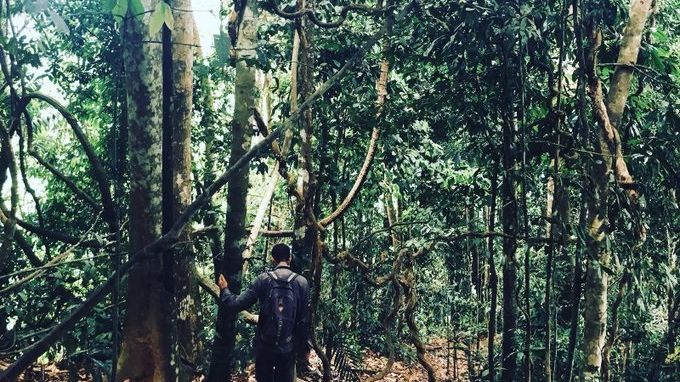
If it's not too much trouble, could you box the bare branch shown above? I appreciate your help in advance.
[27,149,100,209]
[1,205,108,248]
[17,121,45,242]
[13,94,117,230]
[319,125,380,226]
[252,108,292,184]
[0,254,110,282]
[0,213,102,295]
[0,123,19,259]
[0,208,42,267]
[260,229,294,237]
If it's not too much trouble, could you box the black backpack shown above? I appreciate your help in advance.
[260,270,299,353]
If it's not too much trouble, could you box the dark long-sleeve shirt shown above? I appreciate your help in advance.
[220,265,310,354]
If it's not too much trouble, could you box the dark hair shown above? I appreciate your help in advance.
[271,243,291,262]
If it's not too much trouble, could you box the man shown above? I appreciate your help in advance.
[218,243,311,382]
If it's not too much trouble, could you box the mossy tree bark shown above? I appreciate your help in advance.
[169,0,201,378]
[117,1,172,380]
[206,0,258,379]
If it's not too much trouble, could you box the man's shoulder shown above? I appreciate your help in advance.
[256,268,307,287]
[294,273,309,288]
[251,272,272,289]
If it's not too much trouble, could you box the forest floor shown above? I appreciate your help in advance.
[233,338,470,382]
[1,338,473,381]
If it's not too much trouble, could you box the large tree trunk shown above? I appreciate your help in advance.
[117,1,172,380]
[206,0,258,380]
[169,0,200,379]
[581,1,652,381]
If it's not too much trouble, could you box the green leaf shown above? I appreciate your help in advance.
[48,9,70,35]
[26,0,49,13]
[111,0,128,21]
[652,29,668,43]
[163,1,174,31]
[129,0,144,18]
[649,48,665,71]
[101,0,116,12]
[149,1,165,35]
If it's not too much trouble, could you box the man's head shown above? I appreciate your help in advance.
[271,243,292,264]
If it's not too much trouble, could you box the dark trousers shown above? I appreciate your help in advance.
[255,349,296,382]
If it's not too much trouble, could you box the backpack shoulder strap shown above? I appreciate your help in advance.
[267,271,278,281]
[286,273,298,283]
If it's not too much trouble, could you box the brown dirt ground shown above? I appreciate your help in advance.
[230,338,470,382]
[2,338,474,381]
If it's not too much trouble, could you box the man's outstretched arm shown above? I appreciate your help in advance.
[218,274,259,311]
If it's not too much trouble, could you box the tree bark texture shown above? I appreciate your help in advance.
[582,1,652,381]
[117,1,172,380]
[207,0,258,380]
[605,0,653,131]
[169,0,201,378]
[291,7,317,275]
[487,166,499,382]
[601,272,630,382]
[499,37,518,382]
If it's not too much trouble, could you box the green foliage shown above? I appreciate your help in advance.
[110,0,128,21]
[128,0,144,18]
[149,1,173,35]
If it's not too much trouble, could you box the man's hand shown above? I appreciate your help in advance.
[217,274,229,290]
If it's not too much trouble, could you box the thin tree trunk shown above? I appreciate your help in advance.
[667,226,678,362]
[291,2,317,274]
[499,36,518,382]
[241,37,298,269]
[518,31,532,382]
[605,0,653,131]
[602,272,630,382]
[565,2,586,380]
[488,165,499,382]
[362,7,397,376]
[117,2,172,380]
[207,1,258,379]
[466,204,481,375]
[564,193,585,382]
[169,0,200,378]
[241,163,280,270]
[581,2,652,380]
[544,2,567,375]
[403,254,438,382]
[544,170,555,382]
